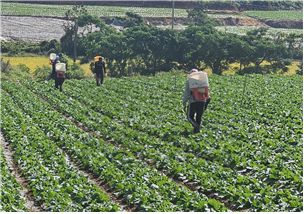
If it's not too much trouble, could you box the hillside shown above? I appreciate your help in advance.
[5,0,303,10]
[1,15,302,43]
[0,1,303,42]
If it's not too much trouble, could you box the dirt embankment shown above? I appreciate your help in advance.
[134,10,303,29]
[259,18,303,29]
[219,17,303,29]
[207,10,303,29]
[144,16,302,29]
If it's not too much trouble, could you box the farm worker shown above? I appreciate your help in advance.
[51,53,65,92]
[50,53,62,79]
[93,56,106,86]
[183,69,210,134]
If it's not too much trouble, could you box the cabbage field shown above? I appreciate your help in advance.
[0,74,303,212]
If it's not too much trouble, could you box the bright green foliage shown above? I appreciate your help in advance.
[243,10,303,20]
[1,73,303,212]
[0,151,28,212]
[1,89,122,212]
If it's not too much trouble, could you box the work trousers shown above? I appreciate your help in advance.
[55,78,65,92]
[187,99,210,133]
[187,102,205,128]
[96,72,104,85]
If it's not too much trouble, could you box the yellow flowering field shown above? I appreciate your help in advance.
[220,61,300,75]
[2,56,93,77]
[2,56,300,77]
[79,63,93,77]
[2,56,50,75]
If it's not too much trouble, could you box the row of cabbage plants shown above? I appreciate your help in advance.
[1,81,227,212]
[1,90,122,212]
[20,79,251,211]
[16,73,303,212]
[0,151,28,212]
[65,76,302,212]
[62,76,302,189]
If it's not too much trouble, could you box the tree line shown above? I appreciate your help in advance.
[61,5,302,76]
[1,4,303,76]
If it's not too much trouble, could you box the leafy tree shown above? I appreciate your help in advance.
[245,27,269,40]
[145,28,177,75]
[177,29,234,75]
[272,32,303,60]
[101,33,132,76]
[187,8,221,27]
[248,40,287,74]
[73,11,116,63]
[176,25,217,70]
[284,33,303,60]
[39,39,61,54]
[61,4,112,61]
[82,21,116,61]
[241,28,288,74]
[82,31,104,59]
[227,35,253,73]
[159,30,182,71]
[125,11,146,27]
[124,26,162,76]
[60,26,74,56]
[61,4,88,61]
[197,32,233,75]
[179,30,206,70]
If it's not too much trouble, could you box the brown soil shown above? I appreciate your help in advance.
[220,17,269,27]
[259,18,303,29]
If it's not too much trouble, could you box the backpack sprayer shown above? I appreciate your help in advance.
[50,53,66,78]
[46,53,66,83]
[188,71,210,102]
[49,53,56,65]
[55,63,66,78]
